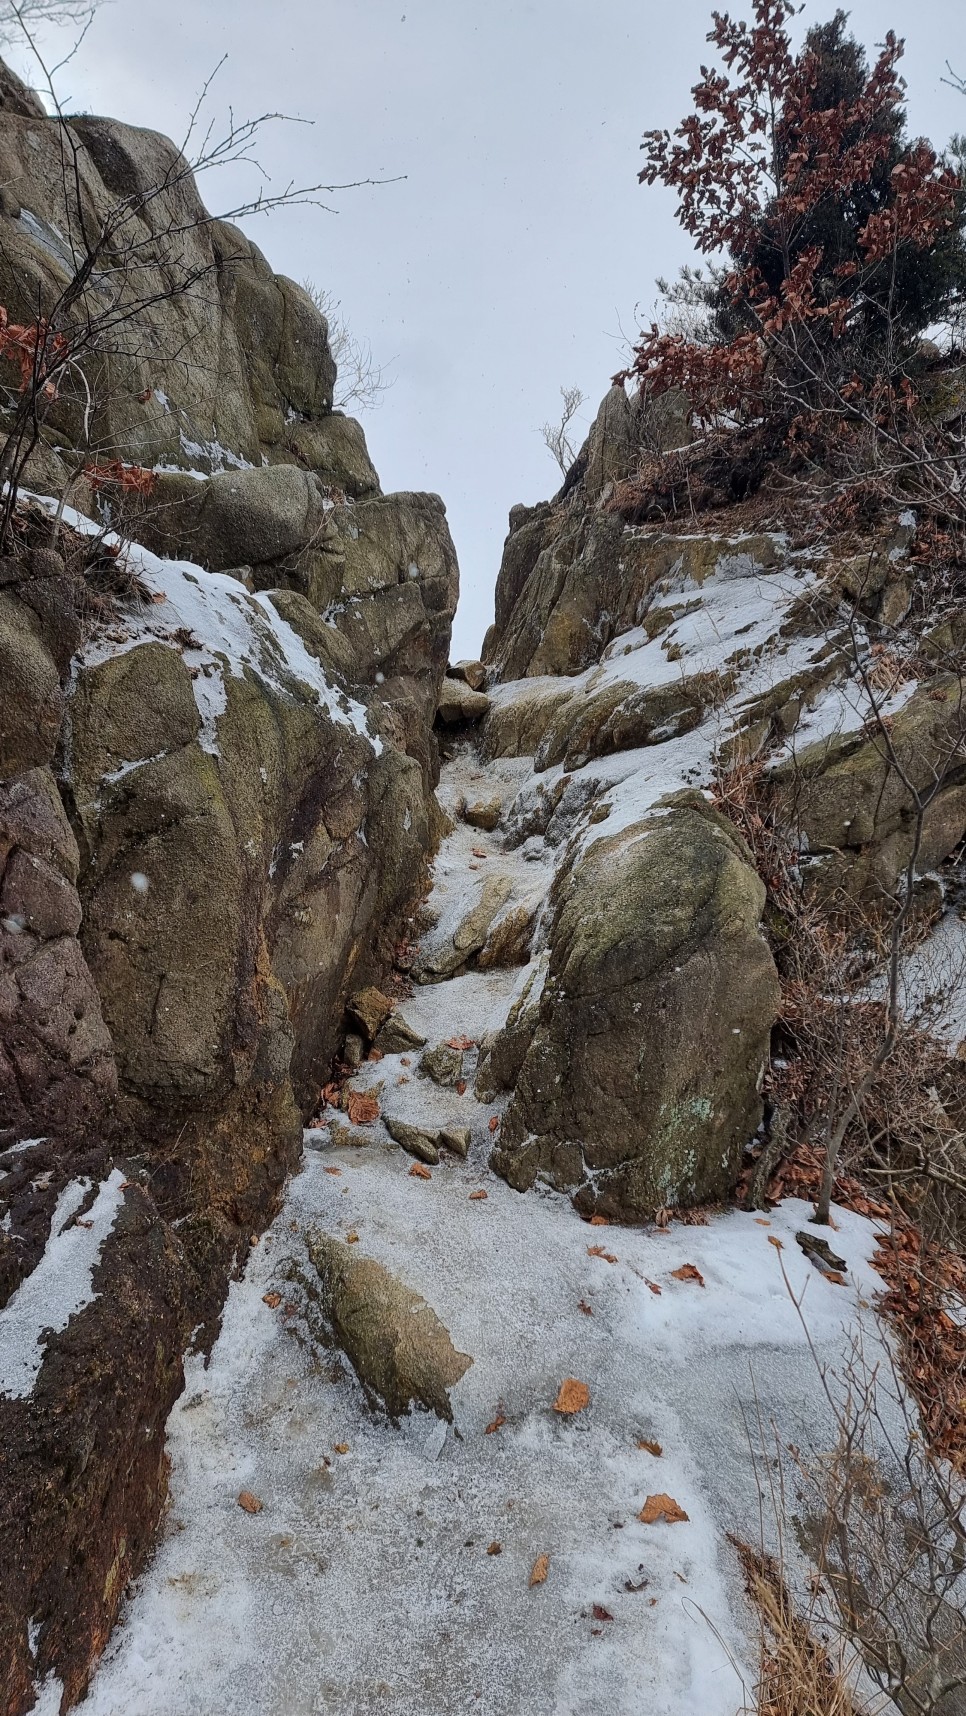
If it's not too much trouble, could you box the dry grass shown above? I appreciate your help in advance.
[733,1539,874,1716]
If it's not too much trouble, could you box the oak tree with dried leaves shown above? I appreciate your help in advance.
[619,3,966,436]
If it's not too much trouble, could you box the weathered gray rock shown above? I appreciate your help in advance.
[458,794,502,831]
[0,769,116,1147]
[346,987,395,1043]
[770,675,966,895]
[415,873,514,981]
[306,1232,472,1422]
[418,1043,464,1087]
[384,1116,440,1164]
[449,659,486,690]
[438,1126,471,1159]
[374,1013,427,1054]
[0,66,460,1714]
[342,1033,365,1070]
[437,680,490,724]
[490,800,779,1219]
[0,593,64,776]
[483,515,782,682]
[129,465,330,571]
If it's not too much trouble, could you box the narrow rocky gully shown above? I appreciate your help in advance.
[5,43,966,1716]
[79,721,884,1716]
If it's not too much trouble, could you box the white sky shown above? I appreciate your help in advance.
[11,0,966,655]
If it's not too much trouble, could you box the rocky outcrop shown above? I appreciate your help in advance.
[479,385,965,1226]
[770,675,966,897]
[0,66,459,1715]
[489,799,779,1218]
[482,510,782,682]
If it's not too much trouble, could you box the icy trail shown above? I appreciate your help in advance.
[81,737,889,1716]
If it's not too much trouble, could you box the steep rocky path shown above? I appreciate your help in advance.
[76,735,888,1716]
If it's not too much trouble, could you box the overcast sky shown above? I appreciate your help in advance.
[12,0,966,655]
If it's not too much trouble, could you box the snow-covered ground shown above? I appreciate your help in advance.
[83,1142,884,1716]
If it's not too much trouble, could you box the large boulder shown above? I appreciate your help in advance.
[490,799,780,1219]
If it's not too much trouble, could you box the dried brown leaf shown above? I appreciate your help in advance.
[553,1378,590,1415]
[638,1493,689,1525]
[345,1089,380,1126]
[670,1263,705,1287]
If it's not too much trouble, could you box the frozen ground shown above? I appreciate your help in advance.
[82,1147,884,1716]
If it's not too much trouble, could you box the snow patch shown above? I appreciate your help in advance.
[0,1170,126,1399]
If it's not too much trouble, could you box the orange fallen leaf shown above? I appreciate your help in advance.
[447,1035,475,1051]
[333,1443,350,1455]
[346,1230,360,1244]
[637,1439,663,1457]
[639,1493,689,1525]
[592,1603,614,1622]
[368,1048,384,1062]
[589,1214,609,1226]
[646,1279,662,1295]
[345,1089,380,1126]
[469,1189,488,1201]
[670,1264,705,1287]
[456,1079,468,1096]
[767,1235,784,1251]
[262,1291,282,1309]
[397,1075,410,1085]
[553,1378,590,1415]
[409,1162,432,1180]
[488,1116,500,1133]
[486,1541,502,1556]
[577,1299,593,1316]
[324,1166,342,1176]
[754,1218,770,1227]
[472,848,488,859]
[587,1244,618,1264]
[529,1553,550,1586]
[485,1406,506,1434]
[825,1269,847,1286]
[237,1490,263,1514]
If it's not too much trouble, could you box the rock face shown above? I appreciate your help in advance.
[0,62,458,1716]
[490,800,779,1218]
[479,385,965,1226]
[770,675,966,897]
